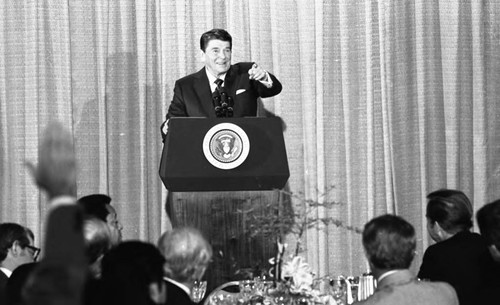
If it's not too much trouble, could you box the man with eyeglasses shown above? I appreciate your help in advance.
[0,222,39,303]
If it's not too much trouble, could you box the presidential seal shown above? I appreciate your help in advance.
[203,123,250,170]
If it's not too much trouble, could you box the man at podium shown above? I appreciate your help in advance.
[160,28,282,139]
[160,28,285,293]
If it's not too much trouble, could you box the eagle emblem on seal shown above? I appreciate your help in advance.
[211,131,241,162]
[203,122,250,170]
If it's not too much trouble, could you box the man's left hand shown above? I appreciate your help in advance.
[26,121,77,199]
[248,63,269,82]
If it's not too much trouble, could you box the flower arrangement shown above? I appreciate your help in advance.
[227,187,362,304]
[266,242,335,305]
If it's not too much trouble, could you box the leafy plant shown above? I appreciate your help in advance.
[238,186,362,256]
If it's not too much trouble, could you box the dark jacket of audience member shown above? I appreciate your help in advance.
[0,223,37,304]
[100,241,166,305]
[5,262,37,305]
[476,199,500,304]
[418,189,497,305]
[23,205,87,305]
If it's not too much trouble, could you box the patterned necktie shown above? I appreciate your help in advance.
[214,78,223,92]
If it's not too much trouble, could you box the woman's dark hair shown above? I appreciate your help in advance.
[200,28,232,51]
[426,189,473,233]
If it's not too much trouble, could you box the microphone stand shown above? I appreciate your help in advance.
[212,84,234,118]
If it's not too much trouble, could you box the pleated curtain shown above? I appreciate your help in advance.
[1,0,500,278]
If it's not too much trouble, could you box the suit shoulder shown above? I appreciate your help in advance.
[175,68,205,84]
[233,62,254,71]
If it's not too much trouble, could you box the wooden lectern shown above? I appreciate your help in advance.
[159,117,290,291]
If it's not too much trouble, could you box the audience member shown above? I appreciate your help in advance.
[476,199,500,263]
[157,227,212,305]
[5,262,37,305]
[100,241,166,305]
[77,194,123,246]
[476,199,500,304]
[82,217,112,279]
[418,189,496,305]
[24,121,86,305]
[355,214,458,305]
[0,223,38,303]
[81,217,112,305]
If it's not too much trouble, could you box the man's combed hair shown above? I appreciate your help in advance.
[362,214,416,270]
[0,223,32,262]
[200,28,232,51]
[426,189,473,233]
[477,199,500,250]
[77,194,112,222]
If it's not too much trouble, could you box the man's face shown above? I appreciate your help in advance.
[202,39,231,78]
[105,205,123,245]
[15,236,37,268]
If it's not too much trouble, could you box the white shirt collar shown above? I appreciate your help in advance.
[377,269,401,282]
[0,267,12,278]
[205,68,227,93]
[164,276,191,296]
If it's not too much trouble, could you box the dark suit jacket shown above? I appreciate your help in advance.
[164,279,196,305]
[418,231,497,305]
[0,270,8,305]
[162,62,282,138]
[6,262,38,305]
[355,270,458,305]
[25,204,86,305]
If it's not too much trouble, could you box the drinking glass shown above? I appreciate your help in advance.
[253,275,273,296]
[191,280,208,303]
[238,279,255,302]
[211,293,236,305]
[357,274,376,301]
[330,276,347,305]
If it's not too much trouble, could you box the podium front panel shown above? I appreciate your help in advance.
[159,117,289,191]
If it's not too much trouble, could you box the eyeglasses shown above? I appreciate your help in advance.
[24,245,41,261]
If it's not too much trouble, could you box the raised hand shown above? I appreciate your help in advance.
[26,121,77,199]
[248,63,269,82]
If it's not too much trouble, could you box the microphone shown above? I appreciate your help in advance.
[219,88,234,117]
[212,90,222,117]
[227,95,234,117]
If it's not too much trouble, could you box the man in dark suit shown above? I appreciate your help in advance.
[355,214,458,305]
[161,28,282,138]
[0,223,38,304]
[418,189,497,305]
[476,199,500,304]
[157,227,212,305]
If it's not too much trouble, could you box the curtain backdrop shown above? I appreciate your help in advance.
[1,0,500,278]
